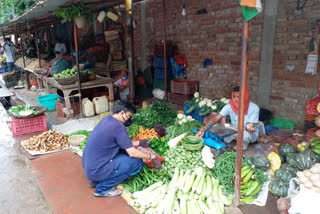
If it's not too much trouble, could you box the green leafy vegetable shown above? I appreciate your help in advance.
[126,123,139,140]
[133,101,176,129]
[166,120,204,140]
[8,105,40,116]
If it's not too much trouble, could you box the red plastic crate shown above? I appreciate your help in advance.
[171,93,193,105]
[171,79,199,95]
[306,97,320,115]
[11,115,47,137]
[56,101,80,118]
[306,127,319,142]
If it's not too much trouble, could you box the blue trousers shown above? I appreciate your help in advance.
[95,153,144,193]
[7,62,14,72]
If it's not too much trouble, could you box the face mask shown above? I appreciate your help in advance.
[122,113,133,127]
[123,117,133,127]
[122,76,128,80]
[7,42,11,45]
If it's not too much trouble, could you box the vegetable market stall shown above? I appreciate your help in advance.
[65,101,276,214]
[44,75,115,117]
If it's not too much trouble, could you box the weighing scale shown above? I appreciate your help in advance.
[193,123,237,153]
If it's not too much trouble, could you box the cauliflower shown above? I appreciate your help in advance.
[199,101,206,107]
[211,105,217,110]
[203,98,208,102]
[194,92,200,98]
[223,99,230,104]
[220,97,227,102]
[207,99,212,103]
[196,98,200,102]
[207,102,213,107]
[181,118,187,123]
[178,120,183,125]
[187,116,193,120]
[177,114,184,120]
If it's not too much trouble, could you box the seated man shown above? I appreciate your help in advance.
[196,86,261,150]
[113,70,129,101]
[82,101,161,197]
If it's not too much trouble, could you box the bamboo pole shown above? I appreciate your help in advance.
[234,19,249,207]
[73,20,83,118]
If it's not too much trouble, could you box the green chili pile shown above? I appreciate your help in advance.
[122,165,171,193]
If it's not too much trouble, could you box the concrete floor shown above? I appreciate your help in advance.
[0,102,52,214]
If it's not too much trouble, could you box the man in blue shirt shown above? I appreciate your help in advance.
[82,101,161,197]
[196,86,261,150]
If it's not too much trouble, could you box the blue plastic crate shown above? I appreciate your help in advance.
[184,104,204,122]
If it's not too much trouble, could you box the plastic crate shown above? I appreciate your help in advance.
[171,79,199,95]
[306,97,320,115]
[11,115,47,137]
[171,93,193,106]
[184,105,204,122]
[56,101,80,118]
[306,127,319,142]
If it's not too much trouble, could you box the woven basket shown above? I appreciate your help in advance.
[8,106,48,119]
[54,72,88,85]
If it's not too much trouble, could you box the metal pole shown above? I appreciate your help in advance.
[73,20,83,118]
[127,9,135,103]
[34,25,41,68]
[234,19,249,207]
[162,0,167,98]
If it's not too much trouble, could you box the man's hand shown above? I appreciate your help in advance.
[151,156,162,170]
[196,128,205,138]
[132,140,139,147]
[139,139,150,148]
[246,123,255,133]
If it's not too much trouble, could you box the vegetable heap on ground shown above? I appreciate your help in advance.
[269,142,320,197]
[184,92,229,117]
[166,114,204,140]
[137,127,159,139]
[160,145,205,176]
[133,101,177,129]
[67,130,92,150]
[122,165,172,193]
[9,104,40,117]
[212,151,269,196]
[24,131,69,152]
[150,138,169,156]
[239,165,265,203]
[130,167,233,214]
[127,123,140,140]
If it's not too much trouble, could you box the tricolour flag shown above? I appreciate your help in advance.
[239,0,262,21]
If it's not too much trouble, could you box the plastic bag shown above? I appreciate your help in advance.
[138,147,164,169]
[288,178,320,214]
[270,117,295,130]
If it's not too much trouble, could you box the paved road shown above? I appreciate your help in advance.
[0,103,51,214]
